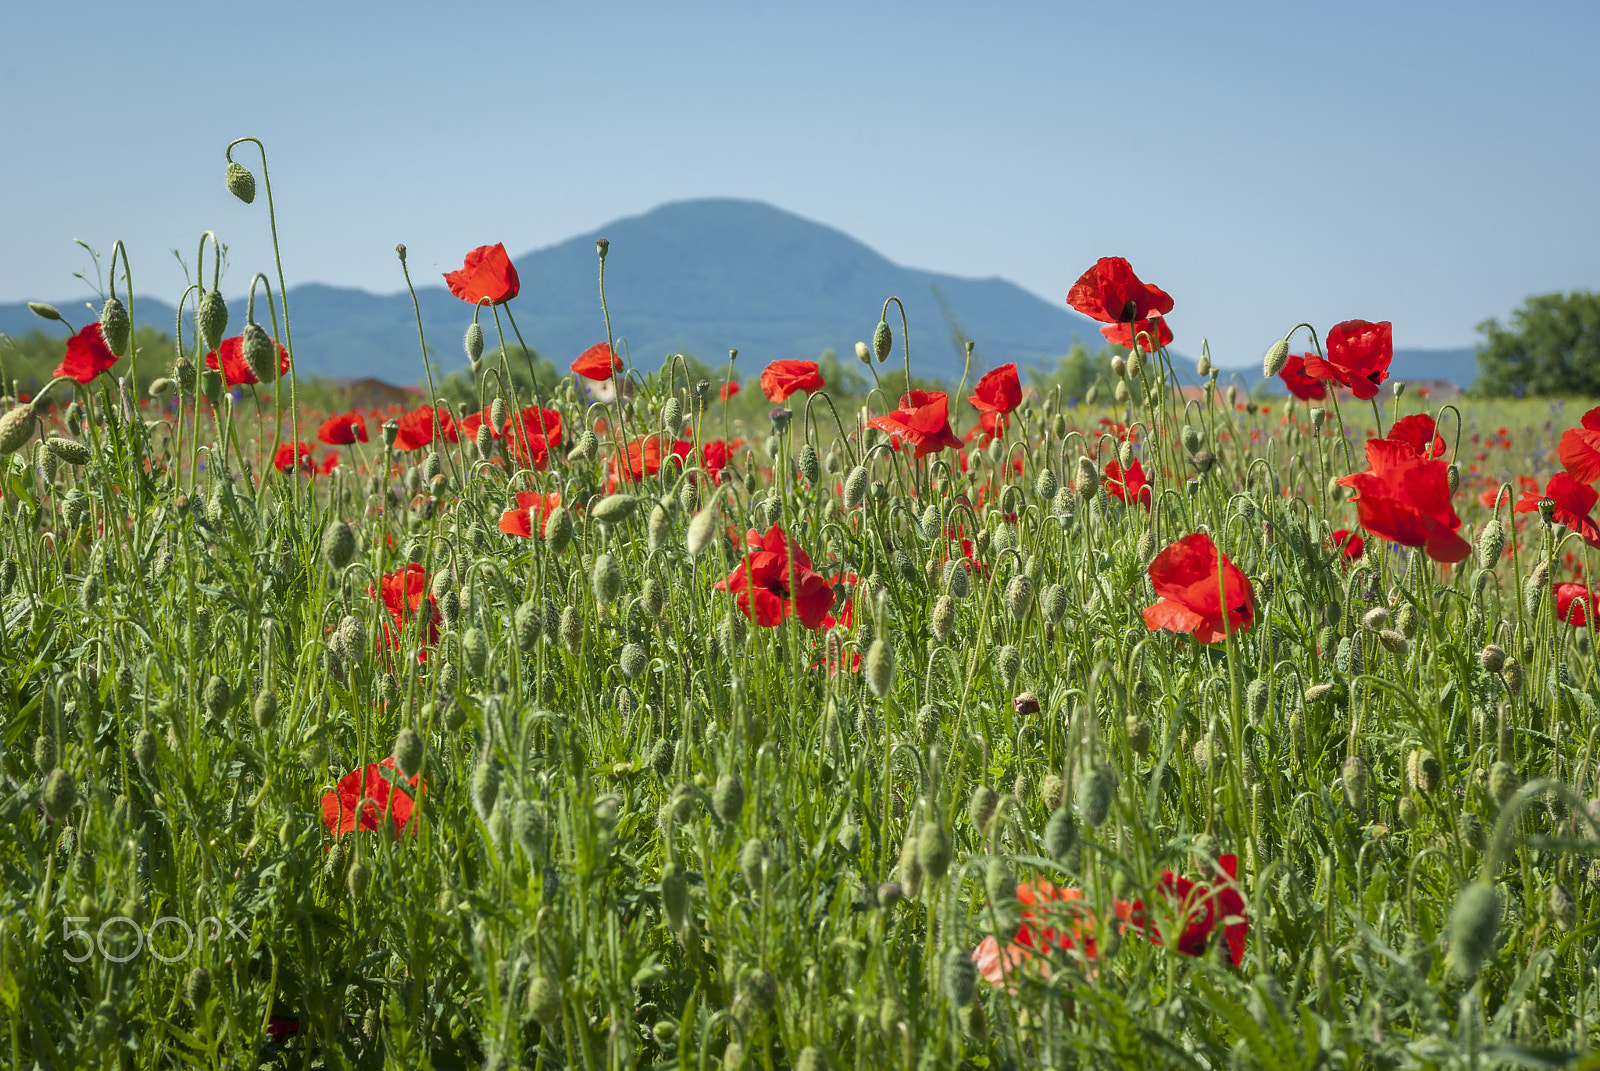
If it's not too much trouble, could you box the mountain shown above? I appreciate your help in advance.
[1389,348,1479,389]
[0,199,1154,388]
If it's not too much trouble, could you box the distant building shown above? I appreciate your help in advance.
[325,377,426,410]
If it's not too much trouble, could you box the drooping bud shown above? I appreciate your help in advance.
[1449,881,1501,980]
[661,859,689,933]
[225,161,257,203]
[198,289,229,351]
[28,301,62,321]
[322,521,356,569]
[740,837,769,890]
[865,638,895,698]
[931,595,956,641]
[240,321,279,384]
[99,296,131,357]
[943,946,977,1006]
[1262,337,1291,378]
[1341,756,1370,811]
[1077,764,1113,827]
[713,773,745,824]
[1407,749,1441,794]
[464,321,484,362]
[968,785,999,834]
[347,860,370,899]
[185,966,212,1008]
[471,759,500,821]
[855,341,872,365]
[916,820,951,880]
[592,494,638,526]
[1476,517,1505,569]
[843,465,869,509]
[43,767,76,820]
[1488,760,1520,805]
[543,506,574,553]
[0,404,38,455]
[1045,807,1078,860]
[797,443,821,485]
[253,690,278,728]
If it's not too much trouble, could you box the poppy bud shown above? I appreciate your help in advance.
[196,288,229,351]
[931,595,956,641]
[969,784,998,834]
[943,946,977,1007]
[1403,748,1440,794]
[43,767,76,820]
[855,340,872,365]
[183,965,212,1008]
[916,821,951,881]
[225,160,256,203]
[252,690,278,729]
[1549,883,1576,931]
[528,976,563,1027]
[28,301,62,321]
[32,733,59,777]
[1262,337,1290,378]
[560,606,583,651]
[995,644,1021,691]
[462,321,485,363]
[241,321,279,384]
[865,638,895,698]
[618,642,647,680]
[471,760,500,821]
[1449,881,1501,979]
[1045,806,1078,860]
[740,837,768,890]
[1341,756,1370,811]
[1077,764,1113,827]
[1488,760,1519,805]
[197,368,224,405]
[203,675,232,718]
[459,627,488,677]
[914,703,941,745]
[1004,575,1033,621]
[132,728,157,772]
[843,465,868,509]
[660,859,689,934]
[877,880,905,907]
[592,494,638,526]
[1459,811,1487,851]
[0,404,38,456]
[568,428,597,462]
[97,296,131,358]
[592,553,623,604]
[659,396,683,436]
[319,521,356,571]
[713,773,745,824]
[648,736,675,779]
[1443,462,1460,494]
[43,434,90,468]
[796,442,821,486]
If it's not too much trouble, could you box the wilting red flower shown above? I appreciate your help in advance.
[1278,353,1327,402]
[1301,320,1392,401]
[1143,532,1254,644]
[317,411,369,446]
[273,440,313,474]
[1102,314,1173,353]
[1555,583,1600,628]
[393,406,458,452]
[716,524,834,630]
[368,563,441,651]
[1329,528,1365,561]
[1558,406,1600,484]
[1335,439,1470,563]
[1386,413,1446,458]
[320,756,426,839]
[720,380,740,401]
[1103,458,1152,509]
[1127,855,1249,967]
[759,360,824,402]
[868,390,963,458]
[1066,257,1174,328]
[443,242,520,306]
[572,342,623,381]
[1516,472,1600,547]
[54,323,118,384]
[205,335,290,387]
[968,364,1022,415]
[499,490,562,538]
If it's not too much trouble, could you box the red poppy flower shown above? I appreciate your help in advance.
[1330,528,1365,561]
[443,242,520,306]
[1558,406,1600,485]
[759,360,824,403]
[273,440,313,474]
[1555,583,1600,627]
[205,335,290,387]
[968,364,1022,415]
[498,490,562,538]
[572,342,623,381]
[1143,532,1255,644]
[319,756,426,839]
[1130,855,1248,966]
[368,563,441,651]
[964,409,1008,447]
[54,323,118,384]
[1301,320,1392,401]
[868,390,963,459]
[973,881,1114,986]
[317,411,369,446]
[1065,257,1174,326]
[700,438,740,484]
[1386,413,1446,458]
[1516,472,1600,547]
[720,380,740,401]
[1102,314,1173,353]
[1335,439,1471,563]
[606,435,664,492]
[716,524,834,630]
[316,454,339,475]
[501,406,562,469]
[393,406,458,452]
[458,408,495,440]
[1278,353,1328,402]
[1103,457,1152,509]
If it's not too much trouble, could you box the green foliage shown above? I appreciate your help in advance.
[435,345,561,409]
[1026,339,1116,403]
[1473,290,1600,396]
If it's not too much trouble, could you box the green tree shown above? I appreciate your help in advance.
[1473,290,1600,397]
[1026,340,1116,404]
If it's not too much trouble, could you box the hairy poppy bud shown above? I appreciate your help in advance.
[1447,463,1461,495]
[1488,760,1519,805]
[855,340,872,365]
[29,301,63,321]
[528,976,563,1027]
[931,595,956,641]
[1045,807,1078,860]
[683,506,716,558]
[513,602,540,652]
[916,820,951,880]
[560,606,583,651]
[593,494,637,526]
[661,859,689,933]
[471,760,500,821]
[943,946,977,1006]
[619,642,647,679]
[969,784,999,834]
[869,320,893,363]
[185,965,212,1008]
[0,404,38,456]
[1309,407,1326,429]
[46,436,91,466]
[1004,575,1033,620]
[865,638,894,698]
[1078,764,1113,827]
[915,703,940,744]
[713,773,745,824]
[462,627,489,677]
[740,837,768,890]
[133,728,157,771]
[660,396,683,436]
[1396,796,1418,829]
[225,161,256,203]
[985,857,1016,912]
[843,465,868,509]
[1262,337,1290,378]
[34,733,57,774]
[1406,748,1440,793]
[198,288,229,351]
[1550,883,1576,931]
[797,442,821,485]
[1475,518,1505,569]
[1449,881,1501,979]
[203,675,232,717]
[592,553,623,604]
[43,767,76,819]
[98,296,131,357]
[253,690,278,728]
[995,644,1021,691]
[1341,756,1370,811]
[345,860,371,900]
[322,521,356,569]
[463,321,484,362]
[568,428,597,463]
[649,736,675,778]
[241,321,279,384]
[1480,644,1506,674]
[539,506,572,554]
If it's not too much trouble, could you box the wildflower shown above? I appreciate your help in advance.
[968,364,1022,415]
[1277,354,1327,401]
[1126,855,1249,966]
[1329,528,1365,561]
[1554,583,1600,627]
[1385,413,1447,457]
[1104,314,1173,352]
[720,380,740,401]
[1301,320,1392,400]
[964,409,1008,446]
[204,334,290,387]
[498,491,563,538]
[759,359,824,402]
[1515,472,1600,547]
[317,411,369,446]
[1143,533,1254,643]
[572,341,623,381]
[368,563,441,651]
[716,524,834,630]
[868,390,963,458]
[1065,257,1175,352]
[1558,406,1600,483]
[443,242,520,306]
[1335,439,1471,563]
[973,880,1133,985]
[606,435,665,492]
[503,406,563,469]
[319,756,426,838]
[53,323,118,384]
[273,441,313,474]
[1102,457,1152,509]
[393,405,458,452]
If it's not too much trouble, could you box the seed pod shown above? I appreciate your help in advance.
[1341,756,1370,811]
[661,859,689,933]
[1449,881,1501,979]
[226,160,257,203]
[916,821,952,881]
[843,465,868,509]
[740,837,769,890]
[1078,764,1113,827]
[543,506,574,553]
[471,760,500,821]
[1262,337,1290,377]
[1045,807,1078,860]
[322,521,356,569]
[866,638,895,698]
[943,946,977,1006]
[528,976,563,1027]
[592,553,623,604]
[253,690,278,729]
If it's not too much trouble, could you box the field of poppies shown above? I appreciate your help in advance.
[6,145,1600,1070]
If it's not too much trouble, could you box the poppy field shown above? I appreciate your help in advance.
[7,146,1600,1070]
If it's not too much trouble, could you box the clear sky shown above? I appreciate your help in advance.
[3,0,1595,367]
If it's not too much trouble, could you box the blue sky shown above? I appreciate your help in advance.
[2,0,1595,367]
